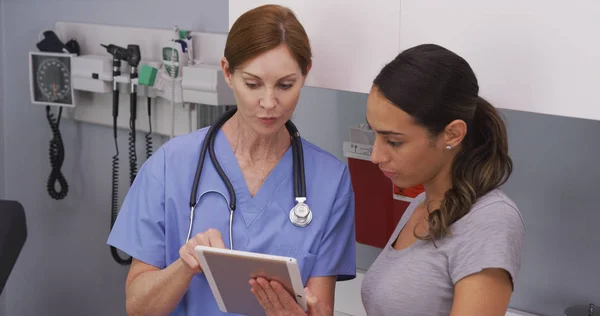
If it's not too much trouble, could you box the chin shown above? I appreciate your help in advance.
[392,177,419,189]
[253,119,284,135]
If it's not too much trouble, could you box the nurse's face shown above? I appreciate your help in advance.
[366,87,449,189]
[221,44,307,137]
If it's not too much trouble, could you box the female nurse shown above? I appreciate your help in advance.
[107,4,356,316]
[261,44,525,316]
[360,44,526,315]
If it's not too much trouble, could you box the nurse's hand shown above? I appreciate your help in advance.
[179,228,226,274]
[250,277,326,316]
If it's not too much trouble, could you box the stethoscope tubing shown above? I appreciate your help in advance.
[186,108,308,249]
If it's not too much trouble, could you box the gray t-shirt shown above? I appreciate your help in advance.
[360,189,525,316]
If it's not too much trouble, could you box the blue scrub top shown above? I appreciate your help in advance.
[107,126,357,315]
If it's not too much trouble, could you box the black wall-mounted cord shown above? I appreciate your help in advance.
[45,105,68,200]
[128,116,138,186]
[110,86,132,266]
[111,117,132,266]
[145,97,153,159]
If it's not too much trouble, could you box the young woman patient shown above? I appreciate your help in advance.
[253,43,525,316]
[359,43,526,316]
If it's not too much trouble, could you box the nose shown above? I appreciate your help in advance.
[260,89,277,110]
[370,138,387,165]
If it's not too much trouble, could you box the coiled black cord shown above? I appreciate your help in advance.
[110,88,132,266]
[111,116,132,265]
[111,130,119,224]
[45,105,68,200]
[128,117,137,186]
[145,97,153,159]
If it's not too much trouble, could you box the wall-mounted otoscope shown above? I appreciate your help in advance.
[101,42,133,266]
[125,44,141,186]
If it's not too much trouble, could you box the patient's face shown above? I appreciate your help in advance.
[366,86,448,189]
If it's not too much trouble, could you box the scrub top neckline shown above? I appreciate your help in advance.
[213,128,294,227]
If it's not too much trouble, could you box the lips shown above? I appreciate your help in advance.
[257,117,278,125]
[381,170,398,180]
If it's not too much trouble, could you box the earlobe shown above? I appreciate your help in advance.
[444,119,468,148]
[221,57,233,88]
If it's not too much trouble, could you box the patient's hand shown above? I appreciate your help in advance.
[250,277,327,316]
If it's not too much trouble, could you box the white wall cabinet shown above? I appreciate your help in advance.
[228,0,401,95]
[230,0,600,121]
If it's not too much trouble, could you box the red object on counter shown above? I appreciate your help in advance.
[347,158,411,249]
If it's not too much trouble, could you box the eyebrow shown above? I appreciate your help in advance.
[365,117,405,136]
[242,71,297,80]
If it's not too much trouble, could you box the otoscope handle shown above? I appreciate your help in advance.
[130,92,137,121]
[113,89,119,118]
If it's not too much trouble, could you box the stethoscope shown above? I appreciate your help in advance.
[185,108,312,250]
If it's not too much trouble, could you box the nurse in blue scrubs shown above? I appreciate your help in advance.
[106,4,356,316]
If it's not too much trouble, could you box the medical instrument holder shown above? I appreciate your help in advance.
[125,44,141,186]
[30,34,79,201]
[102,42,133,266]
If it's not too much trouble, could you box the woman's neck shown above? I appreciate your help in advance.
[422,164,453,211]
[222,113,290,165]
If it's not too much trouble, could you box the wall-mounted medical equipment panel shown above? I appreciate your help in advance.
[29,22,236,266]
[230,0,600,122]
[46,21,235,137]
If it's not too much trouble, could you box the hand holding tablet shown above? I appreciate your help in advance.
[194,245,309,316]
[250,277,327,316]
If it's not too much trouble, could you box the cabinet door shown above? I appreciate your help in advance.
[399,1,600,121]
[229,0,401,94]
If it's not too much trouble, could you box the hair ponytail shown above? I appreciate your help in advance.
[423,96,513,241]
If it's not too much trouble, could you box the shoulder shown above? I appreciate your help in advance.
[301,138,348,174]
[465,189,525,230]
[159,127,209,158]
[447,189,525,285]
[449,189,525,247]
[137,128,210,181]
[301,138,352,189]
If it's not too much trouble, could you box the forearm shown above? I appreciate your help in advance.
[126,259,196,316]
[306,276,336,316]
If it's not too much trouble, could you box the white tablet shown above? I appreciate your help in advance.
[194,245,308,316]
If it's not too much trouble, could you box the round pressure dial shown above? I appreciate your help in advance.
[36,58,71,102]
[30,52,74,106]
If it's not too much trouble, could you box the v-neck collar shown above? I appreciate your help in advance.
[213,128,293,227]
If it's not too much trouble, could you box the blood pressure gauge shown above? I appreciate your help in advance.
[29,52,76,107]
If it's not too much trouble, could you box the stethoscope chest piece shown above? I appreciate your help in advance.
[290,197,312,227]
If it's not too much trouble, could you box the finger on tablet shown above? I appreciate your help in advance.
[206,229,226,248]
